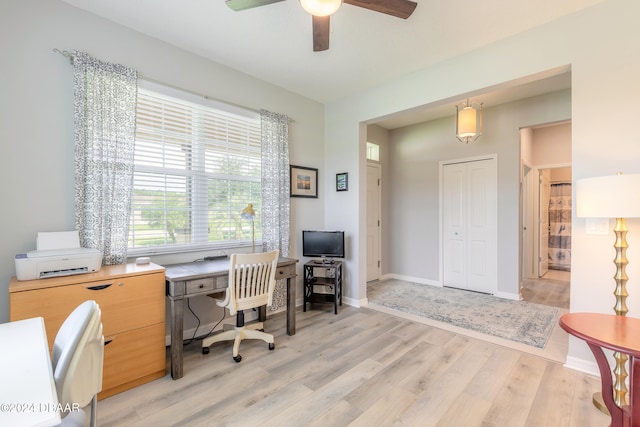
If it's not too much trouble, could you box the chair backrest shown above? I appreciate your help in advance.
[227,250,279,315]
[52,300,104,412]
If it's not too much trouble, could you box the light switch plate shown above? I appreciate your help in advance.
[586,218,609,235]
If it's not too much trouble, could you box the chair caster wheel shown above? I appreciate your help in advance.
[202,347,209,355]
[269,343,275,350]
[233,355,242,363]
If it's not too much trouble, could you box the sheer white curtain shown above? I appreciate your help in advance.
[73,51,137,265]
[260,109,290,311]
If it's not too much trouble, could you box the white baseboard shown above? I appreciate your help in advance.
[564,355,600,377]
[381,273,441,287]
[493,291,519,301]
[343,296,362,308]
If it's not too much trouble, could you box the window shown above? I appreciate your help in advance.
[128,81,261,254]
[366,142,380,161]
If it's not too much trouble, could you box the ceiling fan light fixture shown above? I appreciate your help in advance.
[300,0,342,16]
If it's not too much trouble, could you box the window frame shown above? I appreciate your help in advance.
[127,80,262,257]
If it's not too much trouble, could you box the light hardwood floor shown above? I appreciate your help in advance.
[97,303,608,427]
[522,269,570,310]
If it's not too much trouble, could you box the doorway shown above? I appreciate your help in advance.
[366,162,381,282]
[520,122,571,309]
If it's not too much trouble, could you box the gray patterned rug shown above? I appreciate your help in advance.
[367,279,559,349]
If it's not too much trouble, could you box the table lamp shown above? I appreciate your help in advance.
[576,172,640,410]
[241,203,256,252]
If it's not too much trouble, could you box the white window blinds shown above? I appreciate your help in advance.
[128,81,261,253]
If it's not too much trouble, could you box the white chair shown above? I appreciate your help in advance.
[52,300,104,427]
[202,250,279,362]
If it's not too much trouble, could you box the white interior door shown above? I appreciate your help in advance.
[522,164,535,282]
[366,163,381,282]
[443,158,497,294]
[538,170,550,277]
[443,163,467,289]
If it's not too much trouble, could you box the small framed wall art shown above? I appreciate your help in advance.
[290,165,318,198]
[336,172,348,191]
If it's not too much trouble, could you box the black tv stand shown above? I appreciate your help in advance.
[303,260,342,314]
[314,258,335,265]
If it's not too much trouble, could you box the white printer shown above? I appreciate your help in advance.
[14,231,103,281]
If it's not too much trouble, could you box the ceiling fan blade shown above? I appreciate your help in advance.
[312,15,330,52]
[343,0,417,19]
[225,0,285,12]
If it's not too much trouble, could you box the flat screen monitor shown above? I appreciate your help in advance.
[302,230,345,260]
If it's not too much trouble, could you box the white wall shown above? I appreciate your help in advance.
[324,0,640,367]
[0,0,325,325]
[532,122,572,166]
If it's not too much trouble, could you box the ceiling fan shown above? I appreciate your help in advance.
[225,0,418,52]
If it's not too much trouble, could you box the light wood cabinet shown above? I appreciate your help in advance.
[9,263,166,399]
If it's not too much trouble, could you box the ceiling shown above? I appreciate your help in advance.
[61,0,598,126]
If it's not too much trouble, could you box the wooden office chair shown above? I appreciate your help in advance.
[52,300,104,427]
[202,250,279,362]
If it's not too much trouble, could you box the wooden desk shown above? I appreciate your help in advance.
[560,313,640,427]
[0,317,61,427]
[165,256,298,379]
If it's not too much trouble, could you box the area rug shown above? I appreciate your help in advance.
[367,279,559,349]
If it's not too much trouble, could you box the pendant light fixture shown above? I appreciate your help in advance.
[456,99,483,143]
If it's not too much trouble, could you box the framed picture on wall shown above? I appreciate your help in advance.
[336,172,348,191]
[290,165,318,198]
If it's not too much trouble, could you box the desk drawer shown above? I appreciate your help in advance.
[184,275,228,295]
[185,277,215,294]
[275,264,296,280]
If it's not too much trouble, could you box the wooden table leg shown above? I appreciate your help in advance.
[587,342,624,426]
[630,355,640,427]
[170,297,184,380]
[287,277,296,335]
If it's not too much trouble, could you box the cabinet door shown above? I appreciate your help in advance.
[101,322,166,399]
[10,272,165,349]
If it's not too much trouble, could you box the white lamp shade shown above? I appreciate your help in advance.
[576,173,640,218]
[300,0,342,16]
[457,107,477,138]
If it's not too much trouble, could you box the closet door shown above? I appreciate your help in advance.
[443,158,497,294]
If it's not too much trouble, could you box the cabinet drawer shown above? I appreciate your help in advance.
[275,264,296,280]
[10,271,165,349]
[100,322,166,399]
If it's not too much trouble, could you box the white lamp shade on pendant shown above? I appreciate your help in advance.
[457,107,477,138]
[576,173,640,218]
[300,0,342,16]
[455,100,482,143]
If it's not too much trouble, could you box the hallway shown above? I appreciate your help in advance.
[522,269,570,310]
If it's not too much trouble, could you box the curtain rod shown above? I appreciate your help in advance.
[53,48,74,64]
[52,47,294,122]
